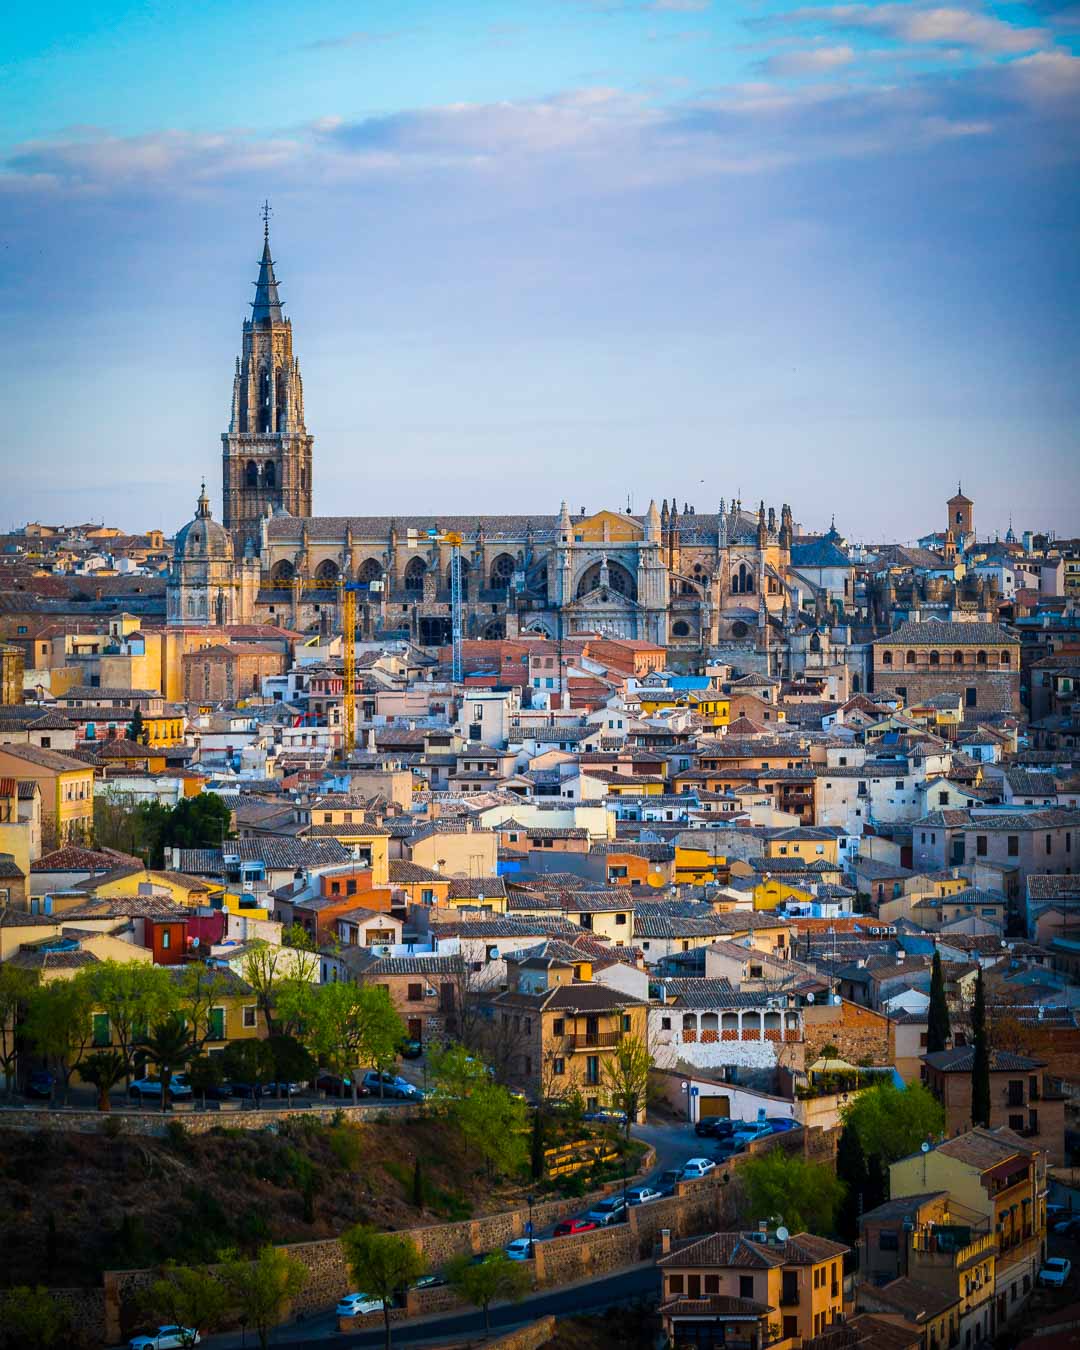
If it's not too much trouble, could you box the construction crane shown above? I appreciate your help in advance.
[288,575,362,762]
[410,528,465,683]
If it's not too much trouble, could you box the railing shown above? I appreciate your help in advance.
[567,1031,623,1050]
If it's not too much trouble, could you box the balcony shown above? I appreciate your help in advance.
[566,1031,623,1050]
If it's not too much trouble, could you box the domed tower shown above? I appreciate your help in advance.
[222,205,314,555]
[168,484,257,627]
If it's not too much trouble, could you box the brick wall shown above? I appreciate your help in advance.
[803,1000,895,1067]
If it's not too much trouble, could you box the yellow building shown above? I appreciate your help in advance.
[0,744,94,846]
[658,1228,849,1346]
[763,829,840,865]
[485,943,649,1113]
[690,693,731,728]
[305,816,390,885]
[81,864,214,908]
[674,831,728,885]
[753,876,815,911]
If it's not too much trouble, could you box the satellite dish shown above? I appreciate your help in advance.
[806,992,815,1003]
[921,1141,930,1154]
[832,994,842,1005]
[776,1226,789,1243]
[190,936,200,949]
[647,872,666,888]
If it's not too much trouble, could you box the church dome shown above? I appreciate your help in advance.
[175,484,233,561]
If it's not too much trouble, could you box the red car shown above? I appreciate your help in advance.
[553,1218,598,1237]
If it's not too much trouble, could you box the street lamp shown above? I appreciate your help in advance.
[527,1194,535,1258]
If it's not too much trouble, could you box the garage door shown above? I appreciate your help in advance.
[698,1095,730,1119]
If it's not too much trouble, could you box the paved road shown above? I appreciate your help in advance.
[202,1263,661,1348]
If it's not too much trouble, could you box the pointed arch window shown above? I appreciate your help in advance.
[245,460,259,489]
[263,462,276,490]
[404,557,426,593]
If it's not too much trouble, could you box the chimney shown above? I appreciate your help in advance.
[660,1228,671,1255]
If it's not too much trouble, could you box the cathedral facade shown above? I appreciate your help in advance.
[169,224,849,655]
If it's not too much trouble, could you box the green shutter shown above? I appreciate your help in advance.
[209,1007,225,1040]
[92,1013,110,1047]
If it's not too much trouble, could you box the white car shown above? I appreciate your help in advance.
[505,1238,535,1260]
[681,1158,717,1179]
[625,1186,662,1206]
[128,1327,200,1349]
[128,1075,193,1102]
[584,1196,627,1226]
[1038,1257,1072,1288]
[336,1292,387,1317]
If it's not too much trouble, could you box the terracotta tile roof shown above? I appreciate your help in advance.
[868,1277,958,1322]
[659,1231,848,1269]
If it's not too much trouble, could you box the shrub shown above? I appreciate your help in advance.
[164,1119,189,1152]
[102,1115,125,1140]
[327,1124,363,1172]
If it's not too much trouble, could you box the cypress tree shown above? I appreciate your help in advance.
[412,1155,424,1210]
[926,949,951,1054]
[835,1125,868,1245]
[530,1109,545,1182]
[971,967,991,1128]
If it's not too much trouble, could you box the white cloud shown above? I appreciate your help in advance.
[760,45,856,76]
[777,4,1048,54]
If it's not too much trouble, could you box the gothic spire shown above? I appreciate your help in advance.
[251,204,284,325]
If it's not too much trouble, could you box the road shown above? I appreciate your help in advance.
[202,1263,661,1348]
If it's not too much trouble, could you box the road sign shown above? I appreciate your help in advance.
[690,1086,699,1097]
[525,1221,533,1235]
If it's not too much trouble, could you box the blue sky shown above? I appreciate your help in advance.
[2,1,1078,540]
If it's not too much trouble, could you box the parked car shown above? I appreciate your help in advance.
[766,1117,798,1133]
[398,1038,423,1059]
[1053,1216,1080,1238]
[411,1272,447,1290]
[265,1080,309,1096]
[505,1238,535,1260]
[26,1069,55,1099]
[585,1196,627,1227]
[337,1292,387,1317]
[128,1326,201,1349]
[681,1158,717,1179]
[660,1168,684,1189]
[553,1217,598,1237]
[1038,1257,1072,1288]
[315,1072,366,1097]
[361,1070,421,1099]
[129,1076,193,1103]
[695,1117,735,1138]
[625,1186,662,1206]
[583,1108,627,1125]
[228,1080,265,1101]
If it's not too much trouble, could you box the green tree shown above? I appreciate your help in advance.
[0,965,37,1100]
[24,972,97,1105]
[427,1042,492,1106]
[340,1225,426,1350]
[310,982,404,1102]
[840,1082,945,1167]
[221,1038,275,1105]
[268,1034,316,1098]
[174,965,241,1051]
[971,967,991,1129]
[159,793,234,859]
[926,949,951,1055]
[223,1246,306,1350]
[834,1124,868,1245]
[456,1080,529,1178]
[80,1050,129,1110]
[186,1053,226,1109]
[242,940,319,1038]
[530,1109,544,1182]
[128,707,147,744]
[138,1013,197,1111]
[737,1148,845,1235]
[0,1286,70,1349]
[86,961,175,1089]
[445,1251,531,1333]
[598,1034,652,1137]
[143,1263,230,1347]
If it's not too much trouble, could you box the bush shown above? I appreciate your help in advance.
[327,1123,363,1172]
[102,1115,124,1140]
[164,1119,189,1152]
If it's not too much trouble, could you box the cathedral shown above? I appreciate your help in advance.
[169,222,855,657]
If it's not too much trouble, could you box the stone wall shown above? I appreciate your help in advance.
[103,1147,655,1343]
[486,1317,558,1350]
[0,1100,419,1136]
[803,1000,895,1068]
[0,1285,106,1348]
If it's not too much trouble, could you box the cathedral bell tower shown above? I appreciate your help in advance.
[221,204,314,554]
